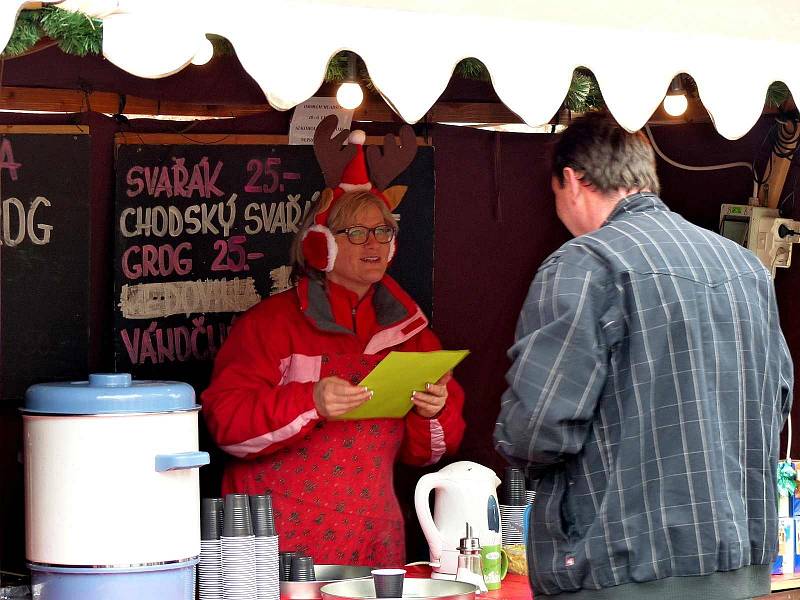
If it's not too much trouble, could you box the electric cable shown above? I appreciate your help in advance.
[644,125,758,200]
[777,150,799,217]
[751,115,800,201]
[773,117,800,159]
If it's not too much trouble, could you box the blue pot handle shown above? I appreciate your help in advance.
[155,451,210,472]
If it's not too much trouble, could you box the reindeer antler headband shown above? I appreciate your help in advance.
[301,115,418,272]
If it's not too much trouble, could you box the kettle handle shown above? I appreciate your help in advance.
[415,473,460,562]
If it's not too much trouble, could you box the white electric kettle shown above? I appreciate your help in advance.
[414,461,501,579]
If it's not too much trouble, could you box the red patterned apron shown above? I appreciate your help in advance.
[224,352,407,567]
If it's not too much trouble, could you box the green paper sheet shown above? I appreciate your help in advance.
[337,350,470,420]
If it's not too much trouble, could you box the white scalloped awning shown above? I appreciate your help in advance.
[6,0,800,139]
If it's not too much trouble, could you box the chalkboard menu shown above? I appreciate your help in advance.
[113,142,435,387]
[0,131,91,403]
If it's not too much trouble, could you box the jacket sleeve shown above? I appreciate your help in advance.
[493,259,612,477]
[201,305,320,460]
[779,326,794,425]
[399,328,466,466]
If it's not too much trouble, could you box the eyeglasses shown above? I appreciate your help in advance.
[334,225,397,245]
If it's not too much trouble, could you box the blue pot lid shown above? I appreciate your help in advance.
[24,373,196,414]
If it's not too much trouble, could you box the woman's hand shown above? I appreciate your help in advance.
[313,376,372,418]
[411,372,451,418]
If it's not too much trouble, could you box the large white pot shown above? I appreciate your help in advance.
[23,373,209,567]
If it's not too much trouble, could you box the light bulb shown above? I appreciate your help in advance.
[663,93,688,117]
[191,38,214,66]
[336,82,363,110]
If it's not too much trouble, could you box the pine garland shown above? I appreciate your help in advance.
[2,10,41,56]
[325,52,350,83]
[455,58,490,82]
[767,82,791,108]
[3,7,101,57]
[1,8,794,115]
[39,7,101,56]
[565,70,605,113]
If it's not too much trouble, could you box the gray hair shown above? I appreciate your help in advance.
[552,112,660,196]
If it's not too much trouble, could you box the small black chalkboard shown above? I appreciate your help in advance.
[0,129,91,404]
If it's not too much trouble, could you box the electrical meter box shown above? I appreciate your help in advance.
[719,204,779,267]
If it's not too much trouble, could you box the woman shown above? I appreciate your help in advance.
[202,189,465,566]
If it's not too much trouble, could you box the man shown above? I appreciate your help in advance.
[494,113,794,600]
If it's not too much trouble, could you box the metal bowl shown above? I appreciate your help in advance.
[281,565,374,599]
[320,578,478,600]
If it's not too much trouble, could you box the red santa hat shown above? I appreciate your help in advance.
[338,131,371,191]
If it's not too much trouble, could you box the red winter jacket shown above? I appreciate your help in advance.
[201,275,465,565]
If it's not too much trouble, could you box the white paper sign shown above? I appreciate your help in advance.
[289,97,354,145]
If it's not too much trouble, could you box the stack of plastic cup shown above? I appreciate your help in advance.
[500,467,527,545]
[279,551,297,581]
[199,498,224,600]
[249,494,279,600]
[290,555,316,581]
[221,494,256,600]
[501,467,527,505]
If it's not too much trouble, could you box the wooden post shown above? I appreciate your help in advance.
[766,119,800,209]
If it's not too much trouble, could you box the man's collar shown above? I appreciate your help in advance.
[603,192,667,225]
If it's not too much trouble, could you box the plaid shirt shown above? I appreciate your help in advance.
[494,193,794,596]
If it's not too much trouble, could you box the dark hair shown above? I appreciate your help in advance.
[552,112,660,195]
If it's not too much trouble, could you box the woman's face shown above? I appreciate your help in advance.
[327,203,391,297]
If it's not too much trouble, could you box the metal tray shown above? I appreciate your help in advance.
[281,565,374,599]
[320,577,478,600]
